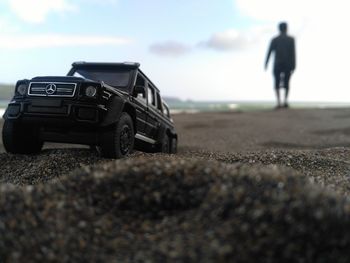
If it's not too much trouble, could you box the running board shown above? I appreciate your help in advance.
[135,133,156,144]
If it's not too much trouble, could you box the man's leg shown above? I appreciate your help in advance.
[274,71,281,108]
[275,89,281,108]
[283,71,292,107]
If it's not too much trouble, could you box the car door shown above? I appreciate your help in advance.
[145,83,160,140]
[131,75,147,135]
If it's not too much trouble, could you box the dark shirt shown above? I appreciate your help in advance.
[266,34,296,72]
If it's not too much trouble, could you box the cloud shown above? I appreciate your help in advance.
[83,0,118,5]
[149,29,267,56]
[8,0,75,24]
[0,34,131,49]
[149,41,192,57]
[198,26,273,52]
[234,0,336,32]
[0,17,20,33]
[235,0,308,22]
[198,29,249,51]
[7,0,121,24]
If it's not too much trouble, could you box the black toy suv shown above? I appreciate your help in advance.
[2,62,177,158]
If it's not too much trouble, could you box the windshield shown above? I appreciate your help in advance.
[70,68,132,90]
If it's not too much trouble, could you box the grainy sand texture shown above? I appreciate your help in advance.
[1,108,350,262]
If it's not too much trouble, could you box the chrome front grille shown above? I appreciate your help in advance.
[28,82,77,97]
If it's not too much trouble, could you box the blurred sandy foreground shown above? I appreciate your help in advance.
[2,108,350,261]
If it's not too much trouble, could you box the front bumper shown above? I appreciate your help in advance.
[4,98,107,125]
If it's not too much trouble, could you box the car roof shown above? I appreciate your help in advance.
[72,61,141,69]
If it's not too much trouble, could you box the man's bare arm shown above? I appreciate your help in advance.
[291,38,296,71]
[265,40,274,70]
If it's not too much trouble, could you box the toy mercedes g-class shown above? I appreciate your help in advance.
[2,62,178,158]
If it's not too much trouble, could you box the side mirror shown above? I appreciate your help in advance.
[133,85,145,97]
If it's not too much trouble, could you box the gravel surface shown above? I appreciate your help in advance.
[2,108,350,262]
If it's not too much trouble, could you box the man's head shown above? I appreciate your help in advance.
[279,22,288,34]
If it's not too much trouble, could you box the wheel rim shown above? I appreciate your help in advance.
[120,125,132,155]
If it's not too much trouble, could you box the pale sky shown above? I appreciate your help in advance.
[0,0,349,102]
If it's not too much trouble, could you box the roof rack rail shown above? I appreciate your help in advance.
[123,62,141,67]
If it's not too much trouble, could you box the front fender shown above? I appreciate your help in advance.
[100,96,125,127]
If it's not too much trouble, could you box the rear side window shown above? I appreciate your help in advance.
[156,93,163,112]
[163,103,170,117]
[147,86,156,107]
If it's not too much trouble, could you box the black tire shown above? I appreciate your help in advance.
[2,120,43,154]
[89,145,98,153]
[161,134,170,154]
[99,113,134,159]
[170,137,177,154]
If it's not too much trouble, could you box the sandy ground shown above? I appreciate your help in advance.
[2,108,350,262]
[174,108,350,152]
[2,108,350,153]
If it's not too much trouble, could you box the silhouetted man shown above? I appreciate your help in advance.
[265,22,296,109]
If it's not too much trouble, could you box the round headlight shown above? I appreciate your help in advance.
[17,84,27,96]
[85,86,97,97]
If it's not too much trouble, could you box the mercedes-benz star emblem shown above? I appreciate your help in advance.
[45,84,57,95]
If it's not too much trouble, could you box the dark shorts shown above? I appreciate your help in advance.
[273,66,292,90]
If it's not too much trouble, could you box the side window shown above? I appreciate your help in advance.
[162,103,170,117]
[134,74,146,101]
[147,86,156,107]
[156,93,163,112]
